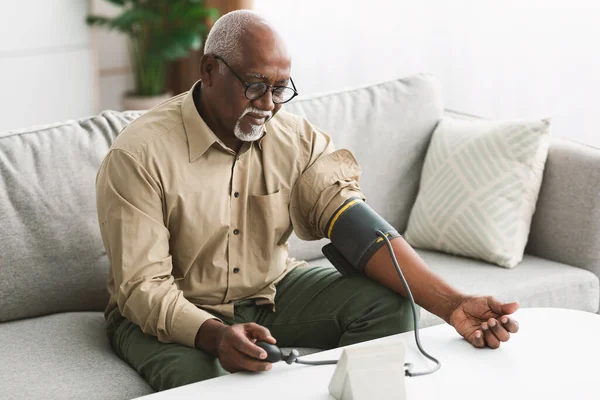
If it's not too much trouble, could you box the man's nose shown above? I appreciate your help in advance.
[253,90,275,112]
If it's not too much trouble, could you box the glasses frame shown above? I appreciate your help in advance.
[214,55,298,104]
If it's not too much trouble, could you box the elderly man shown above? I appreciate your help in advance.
[96,10,519,392]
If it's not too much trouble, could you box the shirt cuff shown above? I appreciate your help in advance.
[171,303,222,348]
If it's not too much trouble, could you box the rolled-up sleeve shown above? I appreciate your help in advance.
[96,149,217,347]
[290,119,366,240]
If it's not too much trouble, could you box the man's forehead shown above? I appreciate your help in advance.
[238,26,291,82]
[246,71,267,79]
[243,64,291,83]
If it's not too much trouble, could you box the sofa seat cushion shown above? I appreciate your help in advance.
[307,250,599,328]
[0,312,153,400]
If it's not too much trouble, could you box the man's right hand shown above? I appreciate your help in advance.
[195,319,276,373]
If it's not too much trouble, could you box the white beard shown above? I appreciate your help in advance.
[234,107,272,142]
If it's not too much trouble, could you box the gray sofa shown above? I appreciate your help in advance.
[1,74,598,400]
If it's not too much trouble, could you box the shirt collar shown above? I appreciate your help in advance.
[182,80,219,162]
[182,80,269,161]
[257,119,270,150]
[258,131,266,150]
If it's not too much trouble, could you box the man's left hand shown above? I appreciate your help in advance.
[449,296,520,349]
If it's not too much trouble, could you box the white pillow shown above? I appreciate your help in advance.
[404,116,551,268]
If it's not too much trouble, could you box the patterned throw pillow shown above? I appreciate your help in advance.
[404,116,551,268]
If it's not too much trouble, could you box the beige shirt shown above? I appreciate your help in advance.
[96,81,365,348]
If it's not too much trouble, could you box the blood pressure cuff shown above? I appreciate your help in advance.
[322,198,400,276]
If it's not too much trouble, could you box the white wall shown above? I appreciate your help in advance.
[90,0,134,112]
[254,0,600,148]
[0,1,95,131]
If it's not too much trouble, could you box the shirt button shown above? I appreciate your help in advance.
[233,267,240,273]
[234,192,239,198]
[233,229,240,235]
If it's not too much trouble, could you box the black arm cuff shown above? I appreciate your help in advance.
[324,199,400,273]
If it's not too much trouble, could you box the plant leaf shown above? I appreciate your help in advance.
[86,15,127,32]
[168,4,217,21]
[111,9,161,30]
[148,29,203,60]
[103,0,126,5]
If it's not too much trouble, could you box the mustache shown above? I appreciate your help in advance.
[241,107,273,121]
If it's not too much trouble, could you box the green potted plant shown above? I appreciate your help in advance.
[87,0,219,110]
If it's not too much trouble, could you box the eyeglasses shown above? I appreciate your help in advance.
[214,55,299,104]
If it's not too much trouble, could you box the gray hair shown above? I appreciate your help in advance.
[204,10,270,73]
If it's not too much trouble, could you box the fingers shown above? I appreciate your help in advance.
[500,315,520,333]
[500,301,520,316]
[481,322,500,349]
[474,317,518,350]
[232,331,269,360]
[471,330,485,348]
[245,323,277,344]
[229,347,273,373]
[488,318,510,343]
[487,297,519,316]
[218,325,274,373]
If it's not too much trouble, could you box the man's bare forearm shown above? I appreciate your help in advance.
[364,236,465,324]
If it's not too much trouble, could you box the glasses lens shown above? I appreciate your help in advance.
[246,83,268,100]
[273,87,295,104]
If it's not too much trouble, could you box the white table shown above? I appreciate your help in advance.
[137,308,600,399]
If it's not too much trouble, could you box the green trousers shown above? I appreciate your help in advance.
[107,266,417,392]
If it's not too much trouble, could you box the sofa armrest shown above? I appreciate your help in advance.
[526,138,600,281]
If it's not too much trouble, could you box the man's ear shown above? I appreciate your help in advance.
[199,54,217,87]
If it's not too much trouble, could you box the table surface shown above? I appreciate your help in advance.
[136,308,600,400]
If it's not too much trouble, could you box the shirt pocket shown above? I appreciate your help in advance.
[248,188,292,260]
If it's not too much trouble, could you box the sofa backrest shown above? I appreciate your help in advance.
[0,111,140,322]
[526,138,600,277]
[284,74,443,261]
